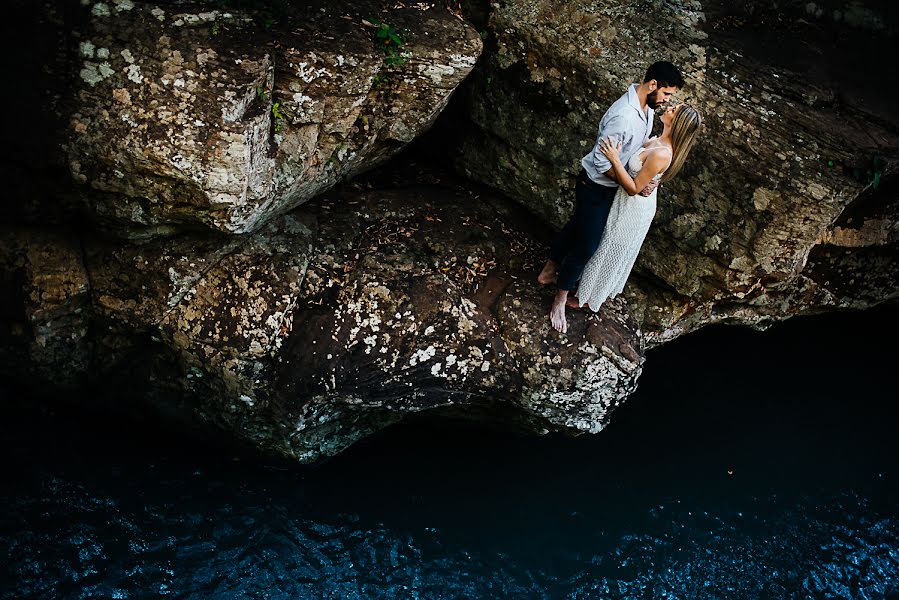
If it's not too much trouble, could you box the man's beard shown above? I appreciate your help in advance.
[646,90,662,109]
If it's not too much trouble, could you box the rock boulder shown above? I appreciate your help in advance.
[66,0,482,237]
[2,184,644,462]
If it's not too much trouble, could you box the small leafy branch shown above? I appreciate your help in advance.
[254,87,284,133]
[271,102,285,132]
[366,18,409,67]
[371,72,387,88]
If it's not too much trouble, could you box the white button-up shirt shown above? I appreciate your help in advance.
[581,84,653,187]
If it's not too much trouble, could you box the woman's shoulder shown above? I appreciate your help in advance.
[645,145,672,166]
[649,142,672,156]
[642,139,671,155]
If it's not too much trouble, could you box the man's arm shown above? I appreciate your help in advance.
[587,115,627,177]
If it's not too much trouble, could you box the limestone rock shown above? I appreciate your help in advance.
[66,1,482,237]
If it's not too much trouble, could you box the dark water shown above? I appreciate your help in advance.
[2,307,899,599]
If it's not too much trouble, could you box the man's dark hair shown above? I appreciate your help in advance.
[644,61,684,89]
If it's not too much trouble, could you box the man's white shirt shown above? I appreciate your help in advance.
[581,84,654,188]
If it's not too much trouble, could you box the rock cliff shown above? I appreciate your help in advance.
[1,0,896,461]
[2,183,643,462]
[454,0,898,342]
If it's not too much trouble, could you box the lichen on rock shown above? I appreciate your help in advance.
[1,183,645,462]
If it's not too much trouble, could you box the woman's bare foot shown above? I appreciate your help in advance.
[550,290,568,333]
[537,259,559,285]
[566,296,580,309]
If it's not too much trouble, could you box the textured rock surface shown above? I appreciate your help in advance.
[65,0,481,237]
[1,185,644,461]
[0,229,92,388]
[4,0,897,462]
[454,0,898,342]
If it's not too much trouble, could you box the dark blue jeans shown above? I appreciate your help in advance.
[550,170,617,291]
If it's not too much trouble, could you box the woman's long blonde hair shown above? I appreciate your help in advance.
[661,104,702,183]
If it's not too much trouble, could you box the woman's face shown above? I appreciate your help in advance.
[660,103,681,126]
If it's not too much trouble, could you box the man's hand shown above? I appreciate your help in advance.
[638,179,659,197]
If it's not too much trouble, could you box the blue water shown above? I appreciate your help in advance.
[2,307,898,599]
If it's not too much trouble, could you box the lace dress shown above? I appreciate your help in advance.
[576,150,660,311]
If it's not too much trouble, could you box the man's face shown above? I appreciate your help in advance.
[646,84,679,110]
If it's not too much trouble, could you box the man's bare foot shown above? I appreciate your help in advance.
[537,259,559,285]
[550,290,568,333]
[566,296,580,309]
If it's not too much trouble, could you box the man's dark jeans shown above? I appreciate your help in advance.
[550,170,617,291]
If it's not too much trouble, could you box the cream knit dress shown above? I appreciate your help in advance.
[576,150,661,311]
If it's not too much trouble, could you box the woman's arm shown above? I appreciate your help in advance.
[599,138,671,196]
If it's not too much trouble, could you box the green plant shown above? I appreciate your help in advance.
[372,72,387,88]
[834,154,885,190]
[272,102,284,132]
[211,21,221,36]
[866,155,884,190]
[369,18,409,67]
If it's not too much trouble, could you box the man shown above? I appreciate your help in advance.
[537,61,684,333]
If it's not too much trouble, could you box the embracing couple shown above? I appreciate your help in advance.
[537,61,703,333]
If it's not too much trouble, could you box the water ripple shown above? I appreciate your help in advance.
[3,473,898,599]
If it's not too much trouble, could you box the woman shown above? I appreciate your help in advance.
[572,103,702,311]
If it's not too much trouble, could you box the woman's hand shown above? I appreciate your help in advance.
[599,136,622,162]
